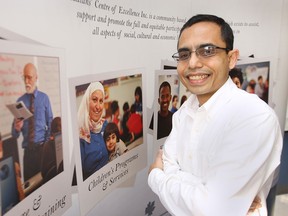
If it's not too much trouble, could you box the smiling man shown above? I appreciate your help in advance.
[148,14,283,216]
[157,81,173,140]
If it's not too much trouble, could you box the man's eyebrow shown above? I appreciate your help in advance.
[198,43,215,48]
[178,47,190,52]
[178,43,216,52]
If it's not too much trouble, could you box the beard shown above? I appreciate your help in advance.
[25,84,36,94]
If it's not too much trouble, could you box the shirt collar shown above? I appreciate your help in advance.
[203,77,236,117]
[184,77,237,118]
[29,88,39,97]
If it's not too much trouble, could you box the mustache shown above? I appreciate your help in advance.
[184,69,210,76]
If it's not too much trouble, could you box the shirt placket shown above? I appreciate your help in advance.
[185,107,207,176]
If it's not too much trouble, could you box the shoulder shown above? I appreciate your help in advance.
[103,119,108,126]
[225,89,279,129]
[117,140,128,152]
[118,139,126,147]
[232,88,272,114]
[35,90,51,103]
[80,137,89,146]
[101,119,108,131]
[36,90,49,98]
[17,93,27,101]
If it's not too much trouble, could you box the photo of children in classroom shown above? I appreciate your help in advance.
[75,74,143,181]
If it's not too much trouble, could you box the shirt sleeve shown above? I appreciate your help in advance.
[118,140,128,154]
[148,109,283,216]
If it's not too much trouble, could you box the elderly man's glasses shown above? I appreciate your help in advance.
[22,75,34,81]
[172,45,230,62]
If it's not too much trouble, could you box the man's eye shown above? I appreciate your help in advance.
[179,51,190,60]
[200,46,215,56]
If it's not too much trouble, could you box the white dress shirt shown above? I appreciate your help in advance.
[148,78,283,216]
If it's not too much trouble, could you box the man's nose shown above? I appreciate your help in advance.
[163,96,170,102]
[188,52,202,69]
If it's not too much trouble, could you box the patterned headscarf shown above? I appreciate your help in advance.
[77,81,105,143]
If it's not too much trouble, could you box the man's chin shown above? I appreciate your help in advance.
[26,88,32,94]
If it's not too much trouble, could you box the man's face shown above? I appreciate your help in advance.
[177,22,238,105]
[158,86,171,113]
[23,65,37,94]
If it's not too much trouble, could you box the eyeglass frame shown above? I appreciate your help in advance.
[172,44,231,62]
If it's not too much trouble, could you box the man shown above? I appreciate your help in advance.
[148,14,282,215]
[12,63,53,181]
[150,81,173,140]
[157,81,173,139]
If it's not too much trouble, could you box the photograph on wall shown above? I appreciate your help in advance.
[151,69,190,157]
[0,40,71,216]
[161,59,177,71]
[235,58,270,104]
[69,69,147,215]
[147,60,177,136]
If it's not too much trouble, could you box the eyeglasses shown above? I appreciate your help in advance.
[172,45,230,62]
[22,75,34,81]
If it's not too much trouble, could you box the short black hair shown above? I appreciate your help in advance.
[134,86,142,102]
[159,81,171,96]
[123,102,129,112]
[229,67,243,85]
[172,95,178,102]
[103,122,120,142]
[180,95,187,106]
[51,117,61,136]
[178,14,234,51]
[130,104,136,113]
[111,100,119,114]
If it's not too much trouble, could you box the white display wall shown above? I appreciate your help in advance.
[0,0,287,215]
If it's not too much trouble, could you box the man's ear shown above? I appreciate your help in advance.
[158,98,160,105]
[228,49,239,69]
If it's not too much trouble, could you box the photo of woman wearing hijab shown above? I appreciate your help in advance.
[77,82,109,180]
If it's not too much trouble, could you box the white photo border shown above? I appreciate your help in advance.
[152,69,178,158]
[236,57,274,108]
[69,68,147,216]
[0,39,71,216]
